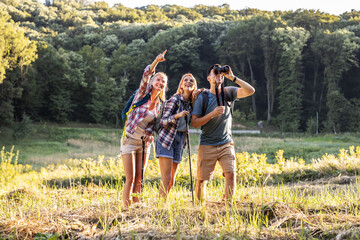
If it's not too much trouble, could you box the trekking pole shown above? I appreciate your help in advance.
[141,136,145,191]
[186,115,195,205]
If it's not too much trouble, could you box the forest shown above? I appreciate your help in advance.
[1,0,360,133]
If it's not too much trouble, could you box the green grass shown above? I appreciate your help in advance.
[232,133,360,164]
[1,123,359,168]
[0,123,123,169]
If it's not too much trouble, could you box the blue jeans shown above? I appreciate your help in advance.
[156,132,185,164]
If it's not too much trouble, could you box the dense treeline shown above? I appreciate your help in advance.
[1,0,360,133]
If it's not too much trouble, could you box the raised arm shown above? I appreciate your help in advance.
[149,49,167,74]
[223,65,255,98]
[136,50,167,100]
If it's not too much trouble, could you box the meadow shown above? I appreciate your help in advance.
[1,123,359,168]
[1,124,360,239]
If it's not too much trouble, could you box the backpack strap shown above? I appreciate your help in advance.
[223,88,234,117]
[201,89,234,118]
[201,90,209,116]
[123,91,151,121]
[122,90,151,141]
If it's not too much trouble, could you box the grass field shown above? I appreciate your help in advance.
[1,124,360,239]
[0,123,359,168]
[1,144,360,239]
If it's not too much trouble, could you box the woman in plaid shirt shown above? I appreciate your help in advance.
[121,51,167,207]
[156,73,199,200]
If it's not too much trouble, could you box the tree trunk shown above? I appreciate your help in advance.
[312,63,319,102]
[266,77,271,122]
[247,56,257,120]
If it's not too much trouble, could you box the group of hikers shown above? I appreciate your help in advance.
[120,51,255,207]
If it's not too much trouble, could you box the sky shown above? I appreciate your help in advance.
[100,0,359,15]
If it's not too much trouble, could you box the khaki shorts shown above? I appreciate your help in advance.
[197,142,236,181]
[120,135,151,155]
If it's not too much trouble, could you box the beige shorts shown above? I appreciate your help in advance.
[197,142,236,181]
[120,135,151,155]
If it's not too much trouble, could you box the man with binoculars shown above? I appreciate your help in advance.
[192,64,255,203]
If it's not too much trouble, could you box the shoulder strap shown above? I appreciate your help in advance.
[133,91,151,108]
[175,94,181,112]
[223,88,234,117]
[201,90,209,116]
[122,89,151,123]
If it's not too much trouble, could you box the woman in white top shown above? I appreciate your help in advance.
[120,51,167,207]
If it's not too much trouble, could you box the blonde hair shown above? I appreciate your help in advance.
[150,72,168,102]
[176,73,198,103]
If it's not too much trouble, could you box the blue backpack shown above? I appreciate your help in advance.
[121,89,151,122]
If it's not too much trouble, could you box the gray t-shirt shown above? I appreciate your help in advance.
[192,87,237,145]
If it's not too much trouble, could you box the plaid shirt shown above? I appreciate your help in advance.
[125,65,160,135]
[158,94,187,150]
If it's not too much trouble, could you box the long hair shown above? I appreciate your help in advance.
[150,72,168,102]
[176,73,198,104]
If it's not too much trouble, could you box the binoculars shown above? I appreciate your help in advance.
[213,65,230,75]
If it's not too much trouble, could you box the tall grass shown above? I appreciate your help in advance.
[1,146,360,239]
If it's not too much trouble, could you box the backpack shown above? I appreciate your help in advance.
[154,95,180,134]
[201,88,234,117]
[121,89,151,123]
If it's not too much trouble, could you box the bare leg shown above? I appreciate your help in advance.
[168,162,179,191]
[158,157,173,200]
[122,153,135,207]
[132,152,149,203]
[195,179,207,203]
[223,172,236,202]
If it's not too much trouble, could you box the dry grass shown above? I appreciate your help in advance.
[2,184,360,239]
[1,146,360,239]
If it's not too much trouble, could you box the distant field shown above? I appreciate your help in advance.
[0,123,359,168]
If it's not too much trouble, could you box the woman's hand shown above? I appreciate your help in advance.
[175,110,189,120]
[156,49,167,62]
[149,50,167,73]
[192,88,206,100]
[142,132,153,144]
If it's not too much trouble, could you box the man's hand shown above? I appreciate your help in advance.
[222,65,235,81]
[211,106,225,117]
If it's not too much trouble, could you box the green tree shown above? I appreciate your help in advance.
[97,34,121,56]
[0,10,37,84]
[143,5,169,22]
[311,29,360,133]
[147,24,203,92]
[273,27,310,132]
[87,77,120,124]
[31,43,73,123]
[78,45,112,123]
[260,15,285,122]
[0,10,37,126]
[218,17,262,119]
[109,44,130,126]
